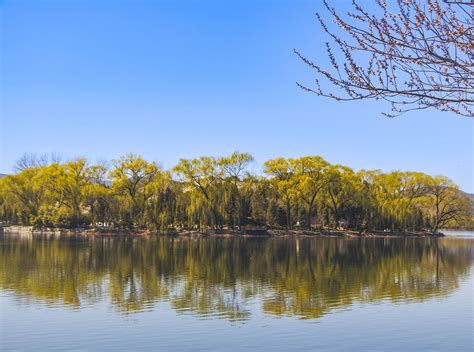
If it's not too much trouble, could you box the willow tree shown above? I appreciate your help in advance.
[264,158,297,230]
[322,165,359,228]
[46,159,89,218]
[29,159,98,227]
[110,154,160,228]
[425,176,471,232]
[144,171,177,232]
[219,152,254,229]
[2,159,95,227]
[244,176,281,227]
[370,171,430,231]
[83,163,114,226]
[295,0,473,117]
[173,156,222,230]
[0,168,46,224]
[398,172,432,230]
[290,156,330,229]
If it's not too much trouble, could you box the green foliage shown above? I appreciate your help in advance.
[110,154,160,228]
[0,152,470,232]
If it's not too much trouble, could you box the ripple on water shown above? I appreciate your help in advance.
[1,234,473,351]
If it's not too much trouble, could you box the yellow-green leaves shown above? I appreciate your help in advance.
[0,153,471,232]
[110,154,160,228]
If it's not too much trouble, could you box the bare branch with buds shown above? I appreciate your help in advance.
[296,0,473,117]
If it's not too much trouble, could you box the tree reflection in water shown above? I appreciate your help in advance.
[1,234,472,321]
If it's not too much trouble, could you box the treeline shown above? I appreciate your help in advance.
[0,152,471,233]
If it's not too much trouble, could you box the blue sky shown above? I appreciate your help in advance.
[1,0,472,191]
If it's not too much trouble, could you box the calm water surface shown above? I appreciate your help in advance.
[1,232,473,351]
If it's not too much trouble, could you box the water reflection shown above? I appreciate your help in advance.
[1,234,472,321]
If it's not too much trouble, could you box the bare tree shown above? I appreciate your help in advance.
[295,0,473,117]
[14,152,63,172]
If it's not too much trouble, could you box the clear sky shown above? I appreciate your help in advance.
[1,0,472,192]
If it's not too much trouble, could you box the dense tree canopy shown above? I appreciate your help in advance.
[0,152,471,232]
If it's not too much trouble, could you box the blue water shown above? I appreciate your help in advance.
[1,232,473,351]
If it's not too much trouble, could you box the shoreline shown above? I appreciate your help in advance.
[1,225,446,238]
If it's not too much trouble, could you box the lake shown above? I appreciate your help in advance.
[1,232,473,351]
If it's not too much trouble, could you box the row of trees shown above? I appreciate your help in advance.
[0,152,471,232]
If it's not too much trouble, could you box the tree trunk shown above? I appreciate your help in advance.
[286,199,291,231]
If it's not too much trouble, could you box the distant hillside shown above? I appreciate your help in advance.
[0,174,7,178]
[460,191,474,216]
[463,192,474,200]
